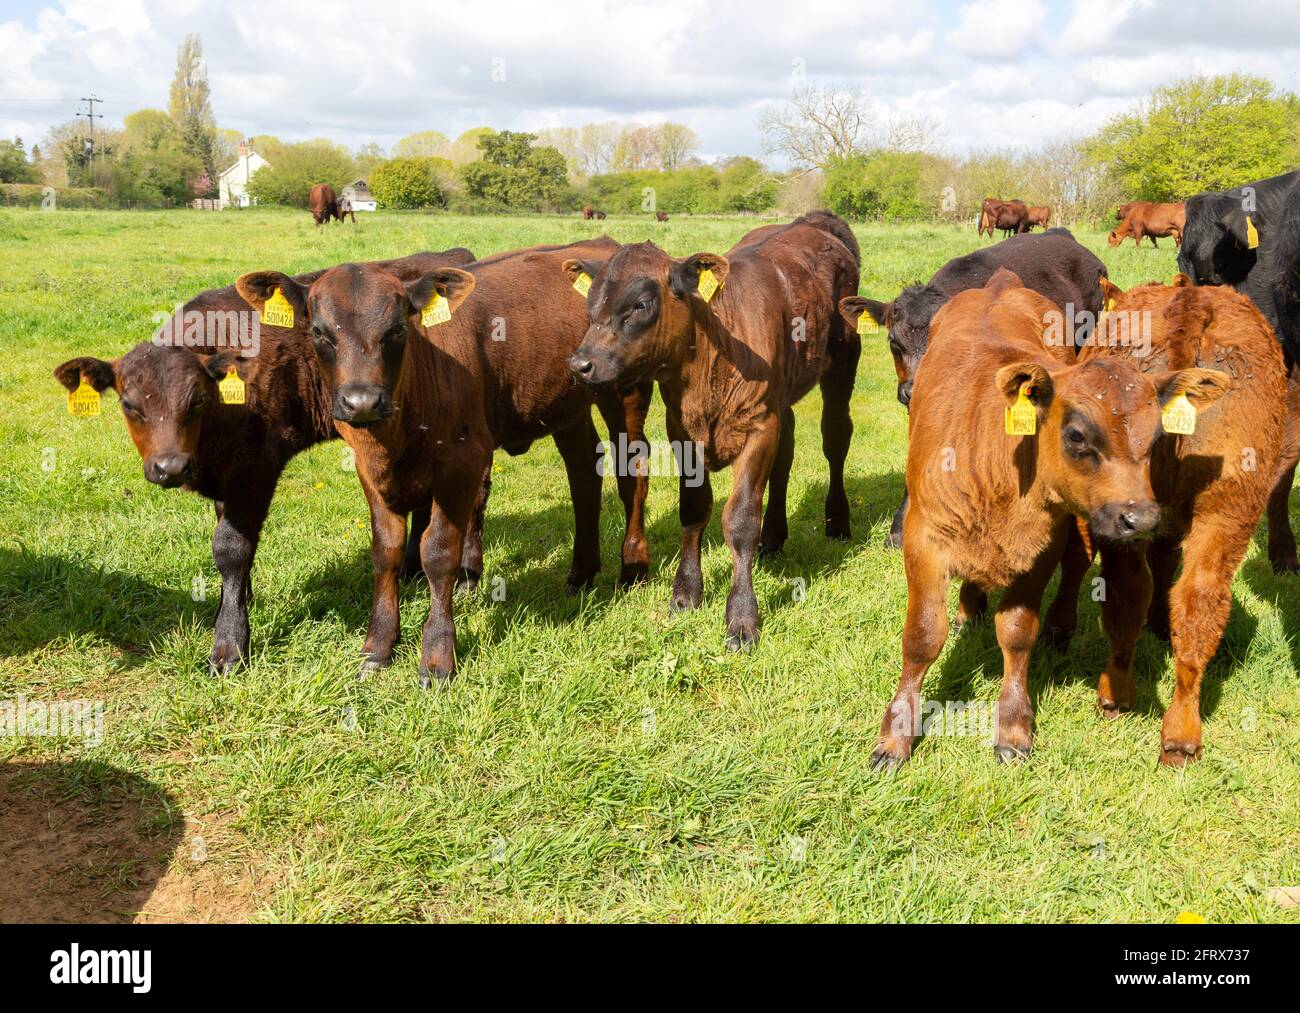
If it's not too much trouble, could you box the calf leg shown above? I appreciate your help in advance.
[209,490,270,675]
[820,336,860,540]
[1266,367,1300,573]
[991,538,1065,761]
[1042,521,1092,650]
[595,384,652,586]
[668,406,713,613]
[1146,536,1182,640]
[1160,518,1253,766]
[1095,542,1151,717]
[418,457,487,688]
[758,407,795,556]
[885,488,907,549]
[955,582,987,630]
[722,415,779,650]
[457,464,490,593]
[400,504,431,581]
[874,539,948,771]
[552,416,604,594]
[360,491,408,675]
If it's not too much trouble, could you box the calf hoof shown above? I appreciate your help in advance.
[1270,554,1300,575]
[456,568,481,595]
[724,625,759,653]
[358,653,391,681]
[208,643,245,678]
[418,665,454,690]
[1097,699,1131,721]
[994,743,1031,764]
[1159,740,1202,767]
[617,562,649,587]
[883,529,904,550]
[870,746,909,773]
[824,518,851,541]
[1041,624,1075,652]
[669,589,702,614]
[757,539,785,560]
[564,570,598,596]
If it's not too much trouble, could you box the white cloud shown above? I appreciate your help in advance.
[948,0,1048,58]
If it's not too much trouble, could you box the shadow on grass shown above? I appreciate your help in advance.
[0,760,183,923]
[0,545,198,660]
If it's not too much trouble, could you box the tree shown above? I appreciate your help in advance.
[612,125,660,171]
[460,131,567,208]
[758,84,877,167]
[352,142,387,176]
[245,141,356,207]
[718,156,777,211]
[369,157,448,208]
[822,151,928,221]
[1085,74,1300,200]
[0,137,38,183]
[450,127,495,166]
[393,131,450,159]
[658,123,699,170]
[168,34,217,175]
[577,122,619,175]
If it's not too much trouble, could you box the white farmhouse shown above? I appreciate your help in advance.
[217,143,271,208]
[341,179,377,212]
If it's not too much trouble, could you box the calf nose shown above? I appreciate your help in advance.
[341,388,381,415]
[1117,501,1160,537]
[570,353,595,380]
[147,454,192,486]
[897,380,914,408]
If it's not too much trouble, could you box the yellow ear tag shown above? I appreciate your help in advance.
[572,273,592,297]
[260,287,295,328]
[1245,216,1259,250]
[420,292,452,327]
[1004,383,1037,436]
[1162,392,1197,435]
[219,365,246,405]
[697,268,721,302]
[67,378,101,417]
[857,313,879,335]
[1104,297,1117,313]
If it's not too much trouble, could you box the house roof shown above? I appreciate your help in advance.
[218,150,270,179]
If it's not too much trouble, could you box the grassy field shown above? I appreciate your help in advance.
[1,207,1298,923]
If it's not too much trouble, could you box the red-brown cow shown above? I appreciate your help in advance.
[54,249,476,674]
[872,269,1228,769]
[1072,276,1288,765]
[655,211,669,222]
[234,238,653,686]
[979,198,1031,238]
[1108,202,1186,248]
[563,211,861,650]
[309,183,341,226]
[1026,205,1051,230]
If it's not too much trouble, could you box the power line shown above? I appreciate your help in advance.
[76,94,103,178]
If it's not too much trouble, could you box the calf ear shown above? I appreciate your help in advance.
[838,296,888,332]
[995,362,1054,408]
[669,252,729,300]
[54,356,116,392]
[235,271,309,323]
[1155,367,1231,409]
[406,268,476,318]
[1099,278,1124,305]
[1217,206,1258,250]
[199,349,254,384]
[1170,273,1195,288]
[561,258,607,290]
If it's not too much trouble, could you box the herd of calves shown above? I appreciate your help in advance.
[54,169,1300,771]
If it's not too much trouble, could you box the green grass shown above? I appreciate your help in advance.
[1,207,1298,923]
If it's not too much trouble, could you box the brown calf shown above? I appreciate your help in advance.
[874,269,1228,769]
[1108,201,1186,248]
[1026,205,1051,230]
[1074,276,1288,765]
[655,211,669,222]
[235,238,653,686]
[309,183,340,226]
[53,249,475,674]
[564,211,861,649]
[979,198,1031,238]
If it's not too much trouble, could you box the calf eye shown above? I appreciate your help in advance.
[119,398,140,418]
[188,396,207,417]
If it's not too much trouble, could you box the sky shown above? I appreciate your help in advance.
[2,0,1300,167]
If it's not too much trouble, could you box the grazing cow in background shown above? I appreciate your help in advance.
[309,183,341,226]
[565,211,861,650]
[871,269,1228,770]
[235,238,654,686]
[838,228,1108,548]
[595,210,607,220]
[978,198,1031,238]
[656,211,669,222]
[54,249,477,674]
[1027,206,1051,230]
[1179,168,1300,573]
[582,205,596,220]
[1072,277,1287,765]
[1108,201,1186,248]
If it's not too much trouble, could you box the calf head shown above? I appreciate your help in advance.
[54,344,246,488]
[235,264,475,426]
[839,283,946,407]
[1177,193,1259,286]
[994,357,1230,542]
[564,241,728,388]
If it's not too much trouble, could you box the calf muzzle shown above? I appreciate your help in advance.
[1090,500,1161,543]
[145,453,195,488]
[334,384,392,426]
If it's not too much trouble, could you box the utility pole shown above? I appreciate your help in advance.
[76,95,103,183]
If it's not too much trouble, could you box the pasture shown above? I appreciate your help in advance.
[1,208,1298,923]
